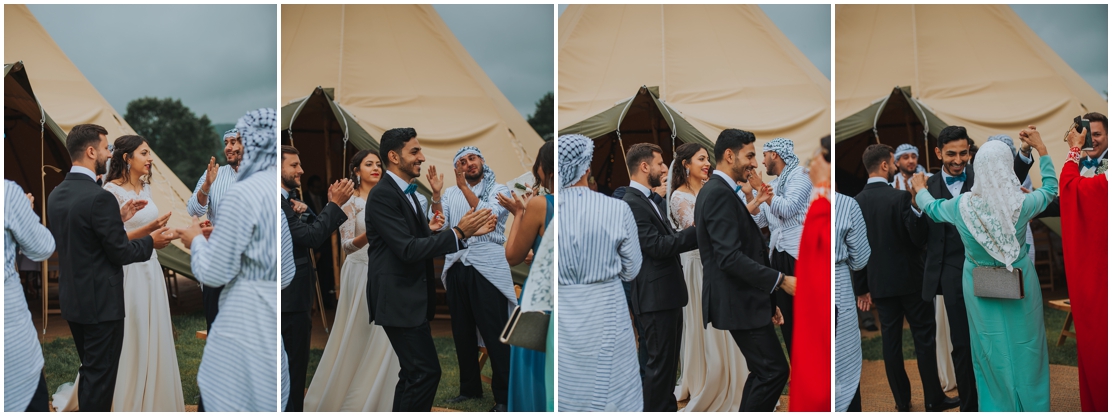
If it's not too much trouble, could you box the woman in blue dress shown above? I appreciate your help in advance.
[498,141,554,411]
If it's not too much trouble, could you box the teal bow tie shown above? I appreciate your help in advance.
[734,184,742,193]
[1081,157,1102,170]
[403,183,417,195]
[945,171,966,185]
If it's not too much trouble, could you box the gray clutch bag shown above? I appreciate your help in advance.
[971,266,1024,299]
[500,306,549,352]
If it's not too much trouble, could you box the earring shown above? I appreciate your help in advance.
[685,168,690,176]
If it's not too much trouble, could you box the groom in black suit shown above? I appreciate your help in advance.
[47,124,173,412]
[695,129,795,412]
[621,143,698,411]
[279,145,352,411]
[364,128,495,412]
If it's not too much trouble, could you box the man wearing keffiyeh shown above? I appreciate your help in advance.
[187,127,243,342]
[437,146,515,412]
[891,143,931,191]
[748,137,812,354]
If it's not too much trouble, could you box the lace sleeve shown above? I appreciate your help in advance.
[102,182,127,207]
[669,192,696,230]
[339,198,361,255]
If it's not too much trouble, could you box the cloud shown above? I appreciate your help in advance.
[433,5,554,118]
[27,4,277,123]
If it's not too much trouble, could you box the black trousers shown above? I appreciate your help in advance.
[68,319,125,412]
[281,310,312,412]
[939,284,978,411]
[25,371,49,411]
[770,250,796,354]
[383,322,442,411]
[638,307,683,412]
[730,323,790,412]
[873,293,946,408]
[848,386,862,412]
[445,264,511,405]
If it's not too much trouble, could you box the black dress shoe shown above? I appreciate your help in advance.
[490,403,507,412]
[445,395,480,404]
[925,396,961,412]
[895,404,910,412]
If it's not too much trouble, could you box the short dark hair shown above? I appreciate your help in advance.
[1084,112,1107,132]
[281,145,299,160]
[820,135,831,163]
[66,124,108,160]
[379,128,417,168]
[625,143,662,174]
[714,128,756,161]
[937,126,969,148]
[862,144,894,173]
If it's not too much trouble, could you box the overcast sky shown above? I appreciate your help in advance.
[28,5,277,124]
[434,5,554,118]
[1012,5,1107,95]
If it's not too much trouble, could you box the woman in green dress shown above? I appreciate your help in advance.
[909,136,1055,411]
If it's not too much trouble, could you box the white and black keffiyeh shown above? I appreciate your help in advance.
[235,108,276,182]
[763,137,800,194]
[223,128,239,141]
[559,134,593,188]
[959,141,1024,270]
[453,146,497,200]
[895,143,919,160]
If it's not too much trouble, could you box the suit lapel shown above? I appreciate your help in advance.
[636,191,671,234]
[384,176,425,232]
[960,167,975,194]
[931,174,954,200]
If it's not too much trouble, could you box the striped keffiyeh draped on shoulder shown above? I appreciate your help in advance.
[189,108,279,411]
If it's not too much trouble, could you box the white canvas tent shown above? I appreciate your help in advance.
[5,4,198,276]
[559,4,831,191]
[281,4,544,190]
[835,4,1107,193]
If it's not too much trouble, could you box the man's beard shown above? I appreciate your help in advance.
[226,151,242,169]
[648,171,663,188]
[732,163,750,183]
[281,174,299,191]
[899,166,915,177]
[466,170,483,182]
[400,159,421,178]
[95,157,108,175]
[886,168,897,182]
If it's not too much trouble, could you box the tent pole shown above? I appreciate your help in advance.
[39,102,48,342]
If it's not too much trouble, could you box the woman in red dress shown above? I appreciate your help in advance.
[789,136,831,411]
[1057,124,1107,412]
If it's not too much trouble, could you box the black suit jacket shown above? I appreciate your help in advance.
[281,194,346,313]
[622,188,698,315]
[47,173,154,324]
[365,175,461,328]
[920,168,976,301]
[695,173,781,331]
[853,181,926,299]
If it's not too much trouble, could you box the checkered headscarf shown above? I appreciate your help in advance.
[453,146,497,200]
[235,108,277,181]
[558,134,594,188]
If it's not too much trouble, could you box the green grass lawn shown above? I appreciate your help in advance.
[306,337,496,412]
[861,307,1078,366]
[42,312,206,406]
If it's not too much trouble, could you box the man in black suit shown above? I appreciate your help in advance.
[853,144,959,412]
[364,128,495,412]
[695,128,794,412]
[47,124,174,412]
[279,145,353,411]
[621,143,698,411]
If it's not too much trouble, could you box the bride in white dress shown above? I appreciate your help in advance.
[668,143,751,412]
[303,150,404,411]
[54,135,184,411]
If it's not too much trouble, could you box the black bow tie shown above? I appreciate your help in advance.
[649,192,664,204]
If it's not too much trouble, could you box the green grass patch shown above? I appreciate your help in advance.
[860,307,1077,366]
[306,337,496,412]
[42,312,206,406]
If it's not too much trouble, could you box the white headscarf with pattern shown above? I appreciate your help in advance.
[959,140,1024,270]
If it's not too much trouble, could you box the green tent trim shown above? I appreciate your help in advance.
[835,86,949,144]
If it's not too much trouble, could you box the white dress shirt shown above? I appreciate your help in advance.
[70,165,97,182]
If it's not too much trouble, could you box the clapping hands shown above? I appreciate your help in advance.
[496,191,527,216]
[120,199,149,223]
[327,179,355,206]
[456,208,496,239]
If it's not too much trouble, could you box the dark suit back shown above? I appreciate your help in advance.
[695,174,781,331]
[281,196,346,313]
[365,176,459,328]
[47,173,153,324]
[921,168,974,301]
[853,181,926,299]
[622,189,697,315]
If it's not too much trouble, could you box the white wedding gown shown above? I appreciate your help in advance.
[53,182,184,411]
[669,190,751,412]
[302,195,400,411]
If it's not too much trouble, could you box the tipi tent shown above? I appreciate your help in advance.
[559,4,831,193]
[835,4,1108,193]
[281,4,544,192]
[5,4,197,277]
